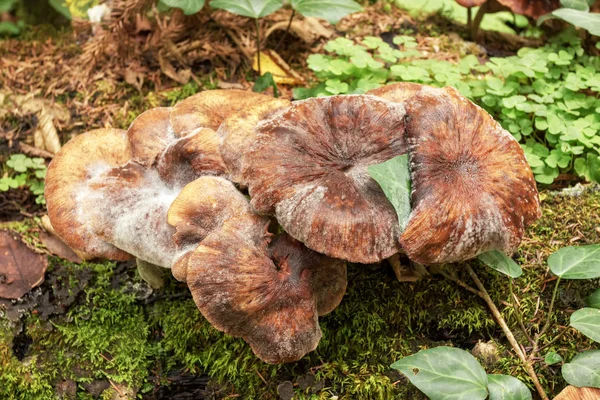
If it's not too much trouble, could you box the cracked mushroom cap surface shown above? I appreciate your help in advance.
[185,227,346,364]
[217,97,291,184]
[399,86,541,264]
[45,128,133,260]
[170,89,275,135]
[240,95,407,264]
[368,82,426,104]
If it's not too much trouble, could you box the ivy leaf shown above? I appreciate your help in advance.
[290,0,361,24]
[547,244,600,279]
[562,350,600,388]
[487,374,532,400]
[544,351,564,365]
[477,251,522,278]
[586,288,600,309]
[210,0,283,18]
[570,308,600,342]
[161,0,205,14]
[368,155,411,232]
[391,347,488,400]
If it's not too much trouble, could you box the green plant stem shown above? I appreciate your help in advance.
[541,277,561,337]
[463,266,548,400]
[274,10,295,52]
[255,18,262,76]
[538,326,570,353]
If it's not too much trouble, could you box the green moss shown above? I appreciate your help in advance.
[1,189,599,399]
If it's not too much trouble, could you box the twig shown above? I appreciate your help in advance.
[18,142,54,159]
[274,10,295,52]
[255,18,262,75]
[437,269,482,297]
[538,326,570,353]
[465,266,548,400]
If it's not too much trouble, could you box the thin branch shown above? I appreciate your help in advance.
[465,266,548,400]
[538,326,571,353]
[274,10,296,52]
[438,269,482,297]
[255,18,262,76]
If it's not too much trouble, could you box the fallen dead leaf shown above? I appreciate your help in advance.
[33,106,62,154]
[554,386,600,400]
[158,51,191,84]
[252,50,304,85]
[264,17,333,44]
[39,231,82,264]
[0,231,48,299]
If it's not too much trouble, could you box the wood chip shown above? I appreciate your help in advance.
[554,386,600,400]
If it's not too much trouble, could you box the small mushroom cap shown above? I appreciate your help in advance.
[170,90,274,135]
[185,228,346,364]
[241,95,407,263]
[127,107,175,166]
[497,0,559,19]
[455,0,487,7]
[156,128,229,186]
[368,82,425,104]
[399,86,541,264]
[217,97,291,184]
[45,128,133,260]
[167,176,267,280]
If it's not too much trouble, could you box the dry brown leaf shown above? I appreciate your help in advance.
[39,231,83,264]
[0,231,48,299]
[124,68,145,93]
[33,106,62,154]
[252,50,304,85]
[554,386,600,400]
[264,17,333,44]
[158,51,191,84]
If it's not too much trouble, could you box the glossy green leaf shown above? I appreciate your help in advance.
[391,347,488,400]
[48,0,72,19]
[161,0,205,14]
[210,0,283,18]
[290,0,361,24]
[0,21,20,35]
[368,155,411,232]
[544,351,563,365]
[477,251,522,278]
[560,0,590,11]
[570,308,600,342]
[547,244,600,279]
[586,288,600,309]
[487,375,532,400]
[562,350,600,388]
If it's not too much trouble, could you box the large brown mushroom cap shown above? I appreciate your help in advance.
[241,95,407,264]
[45,129,133,260]
[170,90,274,135]
[185,227,346,364]
[217,97,291,184]
[399,86,541,264]
[368,82,425,104]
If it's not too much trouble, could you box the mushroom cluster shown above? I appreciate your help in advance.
[45,85,541,363]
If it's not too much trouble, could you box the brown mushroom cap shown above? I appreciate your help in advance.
[399,86,541,264]
[156,128,228,186]
[45,129,133,260]
[217,97,291,184]
[185,227,346,364]
[127,107,175,166]
[454,0,487,7]
[170,90,274,135]
[368,82,425,104]
[240,95,407,264]
[82,161,185,268]
[497,0,559,19]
